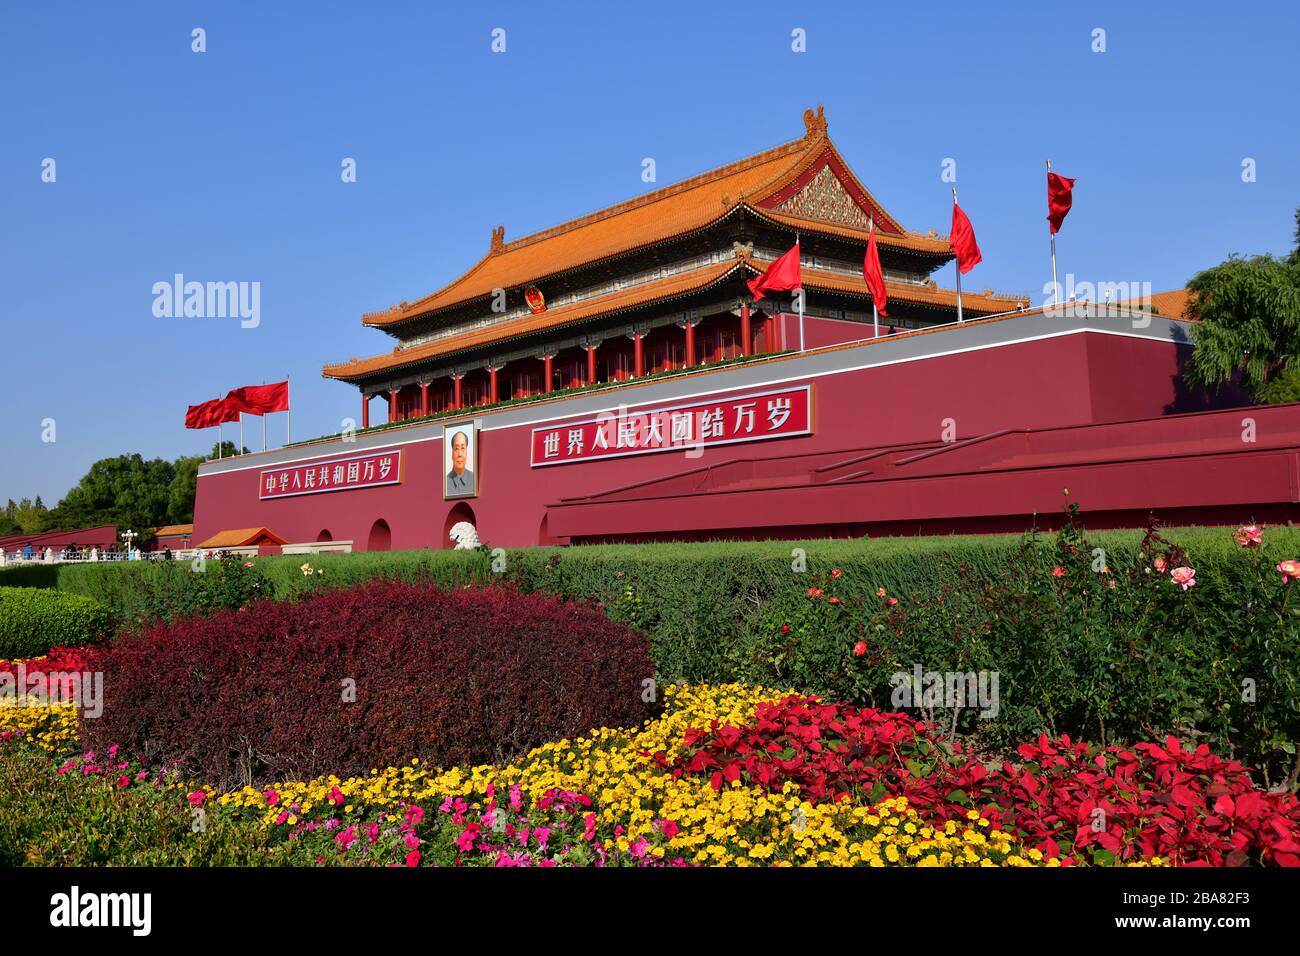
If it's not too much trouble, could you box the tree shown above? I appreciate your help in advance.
[3,497,50,535]
[1184,206,1300,403]
[47,454,176,536]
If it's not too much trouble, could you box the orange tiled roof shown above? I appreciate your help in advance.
[361,107,950,329]
[197,527,287,549]
[1118,288,1194,319]
[323,253,1024,382]
[327,260,740,381]
[152,524,193,537]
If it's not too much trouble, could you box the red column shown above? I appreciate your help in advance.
[388,388,399,422]
[489,367,499,404]
[586,344,597,386]
[452,375,462,410]
[419,381,429,417]
[361,392,369,429]
[741,303,752,357]
[543,355,554,393]
[684,321,696,367]
[633,333,644,376]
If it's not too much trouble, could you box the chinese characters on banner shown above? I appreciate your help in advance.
[530,385,811,467]
[259,449,402,499]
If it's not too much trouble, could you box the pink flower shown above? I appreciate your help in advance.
[405,849,421,867]
[116,775,130,789]
[327,785,345,806]
[853,641,867,657]
[275,810,290,825]
[404,833,420,849]
[831,568,843,579]
[264,789,280,806]
[828,596,841,605]
[509,785,523,812]
[1051,566,1066,578]
[807,587,823,598]
[887,597,898,606]
[244,561,254,568]
[1170,566,1196,590]
[1153,556,1167,573]
[404,805,425,826]
[630,837,650,859]
[1234,524,1263,548]
[658,819,680,839]
[188,790,206,807]
[1277,560,1300,584]
[876,587,887,598]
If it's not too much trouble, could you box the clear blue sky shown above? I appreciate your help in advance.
[2,0,1296,505]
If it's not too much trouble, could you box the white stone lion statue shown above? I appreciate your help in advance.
[449,521,481,550]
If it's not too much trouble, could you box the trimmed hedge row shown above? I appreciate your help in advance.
[0,587,115,659]
[6,523,1298,783]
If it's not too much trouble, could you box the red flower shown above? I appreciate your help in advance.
[781,624,791,635]
[188,791,206,807]
[405,849,422,867]
[807,587,823,598]
[831,568,843,579]
[829,596,841,605]
[1051,567,1066,578]
[116,775,130,789]
[853,641,867,657]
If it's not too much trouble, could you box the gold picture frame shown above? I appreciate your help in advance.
[443,421,478,499]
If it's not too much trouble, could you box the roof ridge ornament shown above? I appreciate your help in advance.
[802,105,827,139]
[490,225,505,255]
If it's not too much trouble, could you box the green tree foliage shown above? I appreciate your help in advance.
[45,455,176,536]
[1185,206,1300,403]
[2,498,50,536]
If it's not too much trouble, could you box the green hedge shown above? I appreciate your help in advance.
[0,587,116,659]
[3,524,1296,782]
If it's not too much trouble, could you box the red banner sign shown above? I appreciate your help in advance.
[530,385,812,467]
[260,448,402,499]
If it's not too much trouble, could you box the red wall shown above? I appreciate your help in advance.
[195,331,1199,549]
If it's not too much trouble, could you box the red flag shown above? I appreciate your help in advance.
[950,202,982,274]
[226,381,289,416]
[862,222,888,316]
[185,398,237,429]
[747,243,802,302]
[1047,172,1075,234]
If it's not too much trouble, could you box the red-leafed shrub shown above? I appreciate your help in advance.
[657,696,1300,866]
[81,581,655,788]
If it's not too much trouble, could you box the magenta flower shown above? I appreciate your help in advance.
[405,850,421,867]
[188,790,206,807]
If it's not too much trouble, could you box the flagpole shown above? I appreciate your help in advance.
[239,413,243,455]
[286,376,291,446]
[1048,159,1059,307]
[795,234,804,353]
[952,189,964,324]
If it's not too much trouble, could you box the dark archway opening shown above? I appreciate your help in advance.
[367,519,392,552]
[442,502,477,549]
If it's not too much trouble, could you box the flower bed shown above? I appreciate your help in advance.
[8,681,1296,866]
